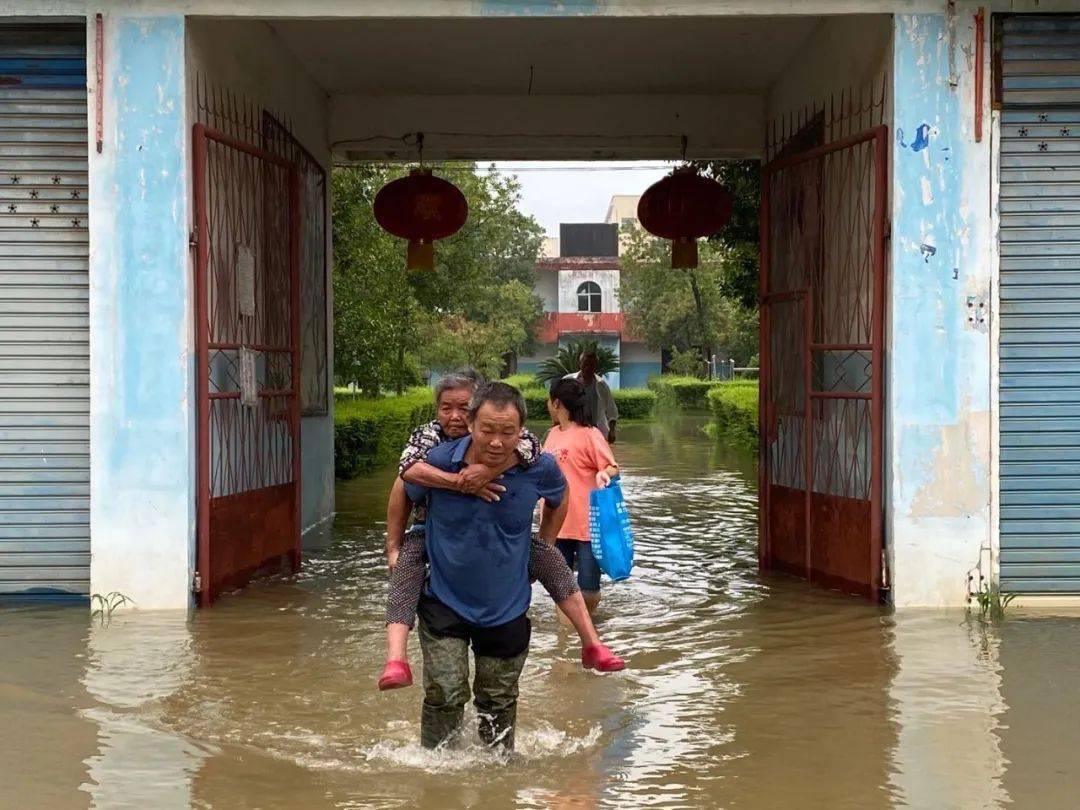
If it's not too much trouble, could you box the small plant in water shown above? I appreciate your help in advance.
[90,591,133,625]
[973,582,1016,623]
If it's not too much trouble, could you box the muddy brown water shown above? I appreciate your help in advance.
[3,416,1080,809]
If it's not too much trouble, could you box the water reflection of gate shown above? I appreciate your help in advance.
[193,124,301,607]
[759,127,887,599]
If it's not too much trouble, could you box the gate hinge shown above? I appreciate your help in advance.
[884,221,892,241]
[192,571,202,594]
[189,228,198,249]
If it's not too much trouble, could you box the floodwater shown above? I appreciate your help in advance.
[3,416,1080,809]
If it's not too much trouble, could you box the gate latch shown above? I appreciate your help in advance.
[189,228,198,249]
[192,571,202,594]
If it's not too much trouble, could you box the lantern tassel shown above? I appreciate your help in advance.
[407,240,435,270]
[671,237,698,269]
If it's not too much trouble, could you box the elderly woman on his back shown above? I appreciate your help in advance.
[378,372,624,693]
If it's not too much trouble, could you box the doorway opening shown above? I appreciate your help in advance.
[185,12,891,606]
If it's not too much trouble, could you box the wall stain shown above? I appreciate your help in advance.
[910,416,990,519]
[911,123,932,152]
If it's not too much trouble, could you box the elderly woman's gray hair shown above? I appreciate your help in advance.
[434,369,485,403]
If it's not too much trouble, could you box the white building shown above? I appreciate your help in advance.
[604,193,642,255]
[518,219,662,389]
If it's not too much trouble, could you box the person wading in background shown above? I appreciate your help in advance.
[565,350,619,444]
[543,377,620,616]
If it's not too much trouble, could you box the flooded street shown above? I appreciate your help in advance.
[3,416,1080,809]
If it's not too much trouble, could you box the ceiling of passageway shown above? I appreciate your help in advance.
[268,16,822,95]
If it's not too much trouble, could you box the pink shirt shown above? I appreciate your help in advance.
[543,423,617,542]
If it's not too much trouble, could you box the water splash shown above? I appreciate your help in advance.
[361,720,603,773]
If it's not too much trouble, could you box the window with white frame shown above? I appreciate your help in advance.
[577,281,602,313]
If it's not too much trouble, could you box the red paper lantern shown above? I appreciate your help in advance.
[374,168,468,270]
[637,168,734,268]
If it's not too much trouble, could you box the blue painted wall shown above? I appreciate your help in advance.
[890,14,993,606]
[558,333,620,388]
[479,0,602,16]
[89,16,193,608]
[621,362,661,390]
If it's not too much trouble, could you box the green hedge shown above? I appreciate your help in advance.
[335,381,658,480]
[648,375,726,410]
[707,381,759,447]
[334,388,435,479]
[502,373,540,391]
[613,388,658,420]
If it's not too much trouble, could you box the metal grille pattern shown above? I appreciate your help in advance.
[202,135,295,497]
[194,124,300,606]
[760,127,887,598]
[264,113,328,416]
[767,296,807,492]
[765,73,888,161]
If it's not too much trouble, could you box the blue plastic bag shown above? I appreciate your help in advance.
[589,475,634,581]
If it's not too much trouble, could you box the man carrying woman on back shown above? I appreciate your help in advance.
[377,370,624,694]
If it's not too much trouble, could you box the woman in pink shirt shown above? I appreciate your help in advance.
[543,377,620,615]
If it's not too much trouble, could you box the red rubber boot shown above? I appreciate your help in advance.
[582,644,626,672]
[378,660,413,690]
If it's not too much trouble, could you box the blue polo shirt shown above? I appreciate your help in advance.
[404,436,567,627]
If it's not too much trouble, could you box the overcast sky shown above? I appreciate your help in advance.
[489,161,673,237]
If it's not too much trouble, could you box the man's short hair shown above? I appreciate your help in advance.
[468,381,527,425]
[580,349,599,362]
[434,372,478,404]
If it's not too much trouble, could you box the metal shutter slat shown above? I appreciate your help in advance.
[0,30,88,599]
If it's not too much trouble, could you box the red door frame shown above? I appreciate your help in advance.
[193,123,302,607]
[759,125,888,599]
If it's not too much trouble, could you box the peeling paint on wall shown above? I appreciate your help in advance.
[557,267,620,314]
[890,13,993,607]
[90,15,192,610]
[910,412,991,518]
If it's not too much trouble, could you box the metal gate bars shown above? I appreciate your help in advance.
[759,126,888,599]
[192,124,301,607]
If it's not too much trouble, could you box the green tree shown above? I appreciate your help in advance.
[687,159,761,309]
[416,279,542,379]
[332,163,544,394]
[667,346,709,379]
[332,165,421,395]
[618,226,758,369]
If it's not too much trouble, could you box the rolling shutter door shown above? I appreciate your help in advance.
[0,26,89,599]
[1000,16,1080,592]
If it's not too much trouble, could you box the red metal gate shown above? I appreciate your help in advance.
[193,124,301,607]
[759,126,888,599]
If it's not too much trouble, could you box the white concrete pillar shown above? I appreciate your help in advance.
[888,12,994,606]
[88,13,194,609]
